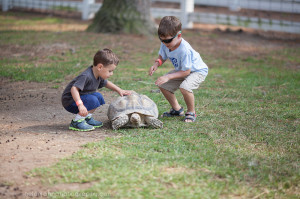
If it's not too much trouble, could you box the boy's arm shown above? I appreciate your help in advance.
[155,69,191,86]
[149,55,165,76]
[70,86,88,116]
[105,81,131,96]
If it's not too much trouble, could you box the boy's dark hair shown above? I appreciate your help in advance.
[93,48,119,67]
[158,16,182,38]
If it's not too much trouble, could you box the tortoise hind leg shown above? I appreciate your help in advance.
[112,115,129,130]
[145,116,163,129]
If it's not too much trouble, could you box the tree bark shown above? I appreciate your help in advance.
[87,0,156,35]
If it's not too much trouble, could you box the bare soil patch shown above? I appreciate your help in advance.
[0,78,118,198]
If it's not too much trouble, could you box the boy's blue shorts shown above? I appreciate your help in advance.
[64,92,105,114]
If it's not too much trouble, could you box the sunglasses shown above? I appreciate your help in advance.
[159,31,181,44]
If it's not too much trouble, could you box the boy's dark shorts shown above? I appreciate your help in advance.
[159,70,207,93]
[64,92,105,114]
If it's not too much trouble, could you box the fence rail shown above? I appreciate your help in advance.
[1,0,300,34]
[151,7,300,33]
[1,0,82,11]
[153,0,300,13]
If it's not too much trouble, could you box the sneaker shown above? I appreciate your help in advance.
[85,116,103,128]
[69,119,95,131]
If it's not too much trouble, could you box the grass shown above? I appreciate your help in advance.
[1,12,299,198]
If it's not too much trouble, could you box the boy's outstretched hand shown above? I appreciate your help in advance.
[119,89,132,97]
[149,65,158,76]
[106,81,132,97]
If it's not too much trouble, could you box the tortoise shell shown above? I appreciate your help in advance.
[107,92,159,121]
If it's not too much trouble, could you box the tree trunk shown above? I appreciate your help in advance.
[87,0,156,35]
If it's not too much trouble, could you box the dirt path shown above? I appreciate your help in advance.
[0,78,117,198]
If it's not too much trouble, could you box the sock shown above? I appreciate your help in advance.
[74,114,86,121]
[87,113,92,118]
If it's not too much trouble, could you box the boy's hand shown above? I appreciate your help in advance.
[119,90,132,97]
[149,65,158,76]
[155,75,170,86]
[78,104,88,117]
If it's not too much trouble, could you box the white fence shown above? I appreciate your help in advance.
[152,7,300,34]
[1,0,300,34]
[1,0,83,12]
[154,0,300,13]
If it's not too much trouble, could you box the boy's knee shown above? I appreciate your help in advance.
[90,95,99,103]
[92,92,103,100]
[159,86,174,94]
[91,92,105,105]
[180,87,193,94]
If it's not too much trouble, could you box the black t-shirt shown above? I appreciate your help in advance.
[61,66,107,108]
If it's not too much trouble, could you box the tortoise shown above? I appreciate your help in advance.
[107,92,163,130]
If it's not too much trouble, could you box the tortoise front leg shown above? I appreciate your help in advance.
[112,114,129,130]
[145,116,163,129]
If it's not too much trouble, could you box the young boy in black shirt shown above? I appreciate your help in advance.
[62,48,131,131]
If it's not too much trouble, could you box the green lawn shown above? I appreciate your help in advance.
[1,12,299,198]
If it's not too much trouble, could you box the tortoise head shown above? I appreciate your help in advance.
[130,113,142,127]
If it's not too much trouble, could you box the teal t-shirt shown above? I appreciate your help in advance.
[159,38,208,75]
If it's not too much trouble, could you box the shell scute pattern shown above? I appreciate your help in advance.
[107,92,159,121]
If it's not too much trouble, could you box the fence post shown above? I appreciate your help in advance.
[82,0,95,20]
[230,0,241,11]
[181,0,194,29]
[2,0,9,11]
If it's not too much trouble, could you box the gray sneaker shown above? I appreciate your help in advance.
[69,119,95,131]
[85,116,103,128]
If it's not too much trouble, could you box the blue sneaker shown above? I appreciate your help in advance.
[85,116,103,128]
[69,119,95,131]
